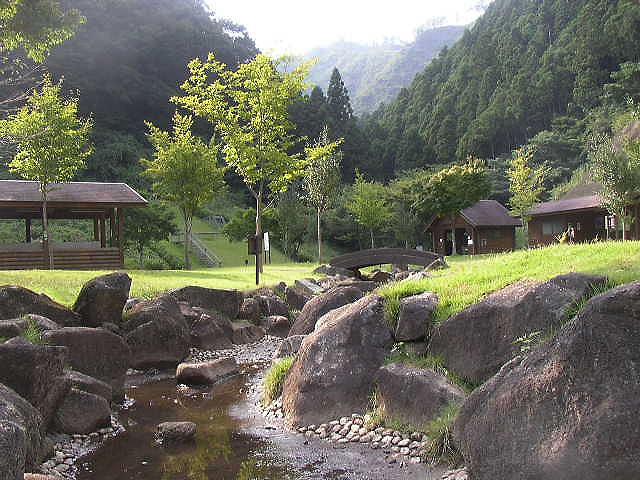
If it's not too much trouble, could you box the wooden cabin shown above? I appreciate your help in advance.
[0,180,147,270]
[527,183,639,246]
[425,200,522,255]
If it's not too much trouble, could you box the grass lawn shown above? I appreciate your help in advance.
[379,241,640,324]
[0,263,316,306]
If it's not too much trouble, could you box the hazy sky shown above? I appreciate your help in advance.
[206,1,491,54]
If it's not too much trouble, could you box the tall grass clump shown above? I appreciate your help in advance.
[262,356,294,406]
[423,402,463,467]
[20,317,46,345]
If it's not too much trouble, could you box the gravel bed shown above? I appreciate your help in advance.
[187,334,282,365]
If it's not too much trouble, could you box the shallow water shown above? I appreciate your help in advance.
[77,373,298,480]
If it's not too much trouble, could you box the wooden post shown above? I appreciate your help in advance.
[100,216,106,248]
[93,218,99,241]
[109,210,116,247]
[25,218,31,243]
[117,208,124,267]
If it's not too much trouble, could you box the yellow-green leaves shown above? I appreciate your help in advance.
[0,74,92,188]
[507,146,547,222]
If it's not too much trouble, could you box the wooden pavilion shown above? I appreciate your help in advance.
[0,180,147,270]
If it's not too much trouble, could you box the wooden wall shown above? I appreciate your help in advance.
[0,247,123,270]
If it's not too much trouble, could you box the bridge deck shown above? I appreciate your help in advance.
[329,248,443,271]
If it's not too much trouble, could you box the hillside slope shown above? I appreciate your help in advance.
[370,0,640,172]
[306,26,465,114]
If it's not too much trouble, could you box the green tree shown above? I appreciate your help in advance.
[142,112,226,270]
[303,126,343,263]
[414,157,491,255]
[507,146,547,225]
[326,68,353,130]
[346,171,391,248]
[589,109,640,240]
[1,0,83,62]
[174,53,311,279]
[124,201,177,268]
[0,75,92,268]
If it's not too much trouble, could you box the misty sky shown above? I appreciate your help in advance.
[206,1,491,53]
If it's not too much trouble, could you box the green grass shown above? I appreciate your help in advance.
[262,356,294,406]
[379,241,640,325]
[423,402,463,467]
[0,264,316,306]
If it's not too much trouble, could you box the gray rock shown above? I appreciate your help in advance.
[124,295,190,370]
[377,363,465,426]
[283,295,393,426]
[294,279,324,297]
[66,370,113,402]
[0,343,69,428]
[176,358,239,385]
[285,286,309,311]
[261,315,291,338]
[238,297,261,324]
[428,273,608,384]
[53,389,110,435]
[168,286,243,319]
[231,321,265,344]
[395,292,438,341]
[155,422,196,443]
[454,281,640,480]
[313,265,357,278]
[0,286,80,326]
[335,280,377,292]
[0,315,60,340]
[0,383,44,477]
[190,312,234,350]
[274,335,305,358]
[43,327,130,402]
[288,286,363,336]
[72,272,131,327]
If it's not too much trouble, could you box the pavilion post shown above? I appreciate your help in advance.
[93,218,99,241]
[25,219,31,243]
[100,216,106,248]
[117,208,124,267]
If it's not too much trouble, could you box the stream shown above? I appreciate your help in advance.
[75,368,445,480]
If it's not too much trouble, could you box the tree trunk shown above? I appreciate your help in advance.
[622,218,627,241]
[41,188,53,269]
[370,228,375,249]
[450,215,457,256]
[256,195,263,281]
[138,244,144,269]
[183,211,192,270]
[317,207,322,264]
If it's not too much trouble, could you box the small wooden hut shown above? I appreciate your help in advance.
[0,180,147,270]
[425,200,522,255]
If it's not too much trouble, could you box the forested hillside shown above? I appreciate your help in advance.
[305,26,464,114]
[41,0,257,187]
[364,0,640,186]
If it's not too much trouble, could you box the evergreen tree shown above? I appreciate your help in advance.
[326,68,353,132]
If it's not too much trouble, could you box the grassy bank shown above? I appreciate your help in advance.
[380,241,640,324]
[0,264,315,306]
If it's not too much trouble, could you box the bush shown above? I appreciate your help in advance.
[423,402,463,467]
[262,356,294,406]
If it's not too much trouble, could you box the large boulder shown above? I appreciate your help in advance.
[377,363,465,426]
[168,286,243,319]
[72,272,131,327]
[288,286,363,336]
[155,422,196,443]
[53,389,111,435]
[0,343,69,428]
[0,286,79,326]
[283,295,393,426]
[428,273,607,384]
[0,384,44,478]
[454,281,640,480]
[66,370,113,403]
[274,335,305,358]
[176,358,239,385]
[395,292,438,341]
[190,313,234,350]
[0,315,59,340]
[285,286,310,311]
[124,295,190,370]
[293,279,324,297]
[231,321,265,344]
[261,315,291,338]
[43,327,130,402]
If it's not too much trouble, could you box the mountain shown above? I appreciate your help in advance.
[365,0,640,181]
[305,26,465,114]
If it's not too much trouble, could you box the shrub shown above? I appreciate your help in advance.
[423,402,463,467]
[262,356,294,406]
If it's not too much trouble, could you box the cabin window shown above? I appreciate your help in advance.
[542,221,564,235]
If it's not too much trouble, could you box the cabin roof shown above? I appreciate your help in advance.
[0,180,147,208]
[426,200,522,229]
[529,184,604,216]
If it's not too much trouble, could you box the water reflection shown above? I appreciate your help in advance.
[78,375,297,480]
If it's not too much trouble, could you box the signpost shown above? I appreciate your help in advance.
[248,233,263,285]
[263,231,271,265]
